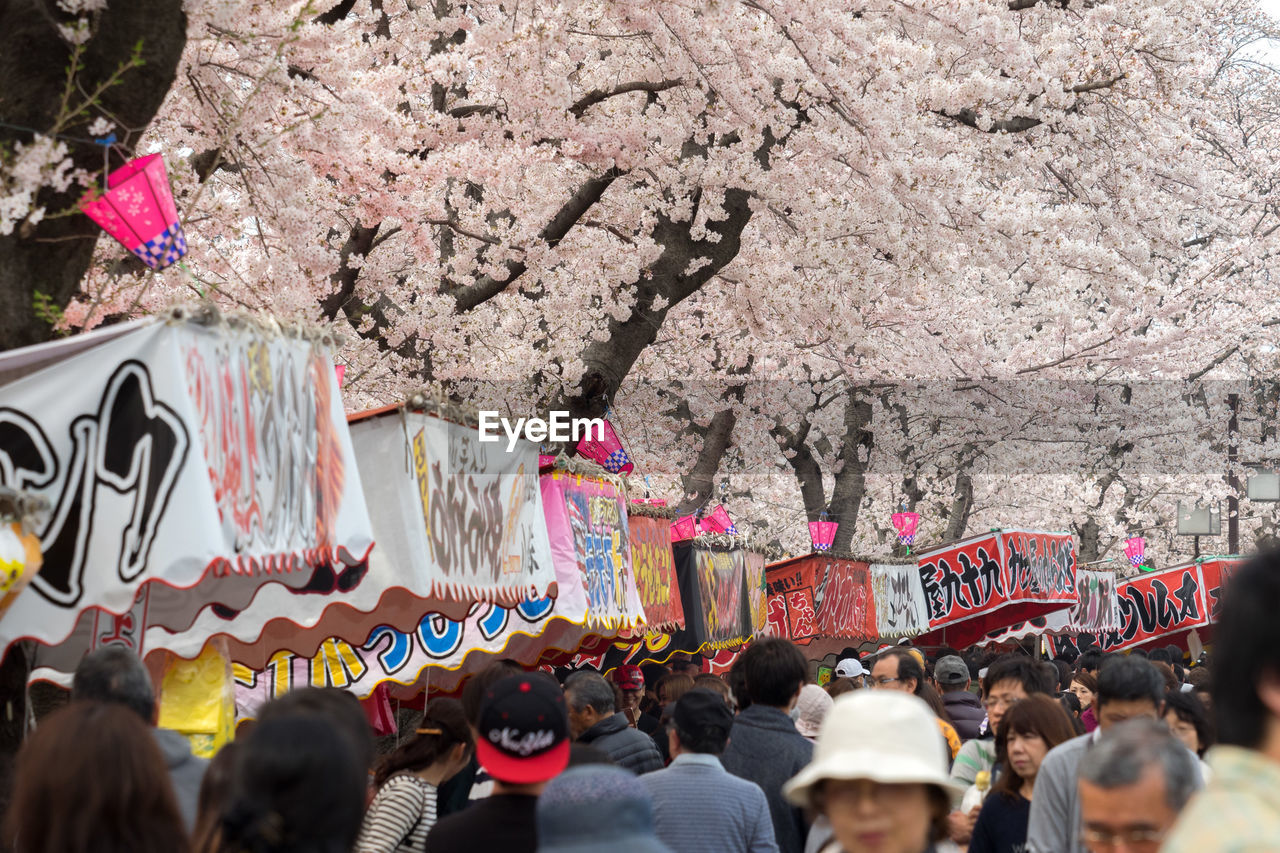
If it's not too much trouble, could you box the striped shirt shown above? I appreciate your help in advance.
[355,774,438,853]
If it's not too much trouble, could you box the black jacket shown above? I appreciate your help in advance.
[578,712,664,775]
[942,690,987,741]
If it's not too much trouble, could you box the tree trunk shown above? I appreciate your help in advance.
[943,469,974,542]
[677,408,736,514]
[828,392,874,553]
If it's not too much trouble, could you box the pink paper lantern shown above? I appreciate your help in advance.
[80,154,187,270]
[892,512,920,545]
[1123,536,1145,568]
[334,364,346,387]
[702,504,738,535]
[671,514,698,542]
[809,520,838,552]
[575,419,634,475]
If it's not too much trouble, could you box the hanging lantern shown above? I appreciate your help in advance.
[702,504,737,535]
[575,419,634,475]
[809,517,838,552]
[1124,536,1146,568]
[892,512,920,546]
[670,514,698,542]
[80,154,187,270]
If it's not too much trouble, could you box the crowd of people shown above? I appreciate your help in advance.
[4,551,1280,853]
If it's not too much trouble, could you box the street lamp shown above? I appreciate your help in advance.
[1176,502,1221,559]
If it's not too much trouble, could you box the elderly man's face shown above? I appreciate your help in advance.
[1079,765,1179,853]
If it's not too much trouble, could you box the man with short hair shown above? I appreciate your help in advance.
[1163,553,1280,851]
[1076,718,1199,852]
[426,674,571,853]
[640,688,778,853]
[72,646,207,831]
[1027,656,1197,853]
[1077,648,1103,675]
[948,655,1057,843]
[720,638,814,853]
[564,670,663,774]
[935,654,984,741]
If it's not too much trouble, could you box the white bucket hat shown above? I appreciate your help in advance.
[783,690,967,808]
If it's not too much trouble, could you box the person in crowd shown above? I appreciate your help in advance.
[564,670,663,774]
[693,672,735,709]
[1057,691,1086,735]
[612,665,648,727]
[1163,552,1280,851]
[793,684,833,743]
[934,654,985,741]
[356,698,474,852]
[640,688,778,852]
[869,648,961,760]
[70,646,208,831]
[641,663,671,715]
[1151,662,1179,694]
[217,708,367,853]
[1184,666,1212,714]
[1077,718,1199,853]
[727,657,753,713]
[1026,655,1188,853]
[1052,660,1074,693]
[653,672,698,762]
[192,742,240,853]
[568,743,616,767]
[255,685,378,777]
[1069,671,1099,733]
[439,659,524,808]
[824,677,859,699]
[720,637,814,853]
[1076,649,1103,676]
[426,674,571,852]
[3,701,189,853]
[832,657,867,688]
[670,653,703,677]
[537,765,673,852]
[784,691,964,853]
[968,695,1078,853]
[1161,690,1214,760]
[948,657,1059,844]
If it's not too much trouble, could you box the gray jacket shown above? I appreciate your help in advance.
[579,712,664,775]
[719,705,814,853]
[153,727,209,832]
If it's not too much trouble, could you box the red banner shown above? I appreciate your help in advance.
[628,516,685,631]
[914,530,1077,648]
[1199,557,1243,624]
[765,556,877,644]
[1096,564,1210,652]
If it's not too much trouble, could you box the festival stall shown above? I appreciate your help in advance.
[144,403,560,671]
[977,569,1121,647]
[6,310,375,685]
[912,529,1078,649]
[233,461,650,712]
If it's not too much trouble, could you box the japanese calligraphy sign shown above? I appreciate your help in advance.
[672,542,765,650]
[541,472,645,630]
[1199,557,1243,622]
[764,555,879,644]
[1071,570,1122,633]
[871,562,930,639]
[1094,564,1210,652]
[351,409,556,605]
[0,317,374,658]
[914,530,1077,648]
[628,515,685,631]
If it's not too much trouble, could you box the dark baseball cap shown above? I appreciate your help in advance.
[934,655,970,686]
[475,674,570,784]
[671,688,733,737]
[611,665,645,691]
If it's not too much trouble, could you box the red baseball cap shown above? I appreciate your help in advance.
[610,665,644,691]
[475,675,570,785]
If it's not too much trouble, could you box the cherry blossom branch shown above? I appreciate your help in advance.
[568,79,683,118]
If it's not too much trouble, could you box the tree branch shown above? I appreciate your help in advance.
[569,79,683,118]
[677,408,737,514]
[937,108,1043,134]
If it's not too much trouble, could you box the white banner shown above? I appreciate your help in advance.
[871,562,930,639]
[1,317,373,658]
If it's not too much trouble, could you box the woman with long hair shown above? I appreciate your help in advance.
[4,701,189,853]
[192,742,241,853]
[869,649,962,760]
[1069,671,1099,732]
[967,694,1078,853]
[355,698,474,852]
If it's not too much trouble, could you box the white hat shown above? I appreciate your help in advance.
[833,658,866,679]
[794,684,834,739]
[783,691,966,808]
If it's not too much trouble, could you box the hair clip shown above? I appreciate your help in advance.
[415,727,443,735]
